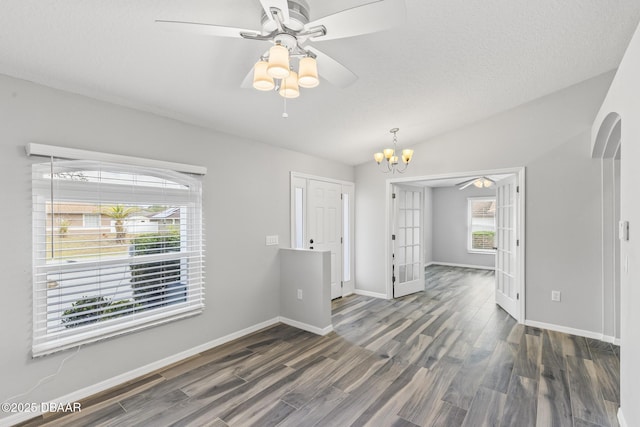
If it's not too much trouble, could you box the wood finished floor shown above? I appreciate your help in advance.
[18,265,620,427]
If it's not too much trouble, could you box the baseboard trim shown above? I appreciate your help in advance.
[618,407,627,427]
[525,320,608,341]
[0,317,282,427]
[354,289,389,299]
[279,317,333,336]
[430,262,495,271]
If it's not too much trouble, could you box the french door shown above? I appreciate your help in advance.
[495,175,520,319]
[392,184,424,298]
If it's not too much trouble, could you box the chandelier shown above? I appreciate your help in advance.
[373,128,414,173]
[251,34,320,99]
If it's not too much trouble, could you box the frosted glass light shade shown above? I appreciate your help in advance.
[279,70,300,98]
[402,149,414,163]
[267,44,290,79]
[474,179,483,188]
[383,148,394,159]
[298,56,319,88]
[390,155,399,165]
[374,152,384,163]
[252,60,275,91]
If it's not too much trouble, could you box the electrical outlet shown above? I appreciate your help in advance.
[297,289,303,300]
[551,291,561,302]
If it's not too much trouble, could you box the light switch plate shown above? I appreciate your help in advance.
[266,235,279,246]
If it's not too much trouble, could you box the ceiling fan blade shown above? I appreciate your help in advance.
[305,0,406,42]
[306,46,357,88]
[457,177,479,190]
[240,67,255,89]
[259,0,290,24]
[155,19,260,39]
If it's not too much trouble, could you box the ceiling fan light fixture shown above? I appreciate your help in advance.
[298,56,319,88]
[252,60,275,91]
[279,70,300,98]
[267,43,290,79]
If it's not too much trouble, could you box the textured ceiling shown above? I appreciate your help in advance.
[1,0,639,165]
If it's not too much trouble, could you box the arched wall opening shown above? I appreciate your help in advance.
[593,112,621,342]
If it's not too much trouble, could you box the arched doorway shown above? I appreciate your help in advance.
[593,112,621,342]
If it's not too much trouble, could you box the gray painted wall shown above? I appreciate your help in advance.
[423,187,433,264]
[592,19,640,426]
[0,73,353,419]
[355,71,614,335]
[280,249,331,332]
[431,185,495,268]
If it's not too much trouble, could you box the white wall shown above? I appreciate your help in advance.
[431,185,495,268]
[355,71,614,336]
[0,73,353,421]
[592,20,640,427]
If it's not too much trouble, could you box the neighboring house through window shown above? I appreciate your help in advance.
[468,197,496,253]
[30,146,205,357]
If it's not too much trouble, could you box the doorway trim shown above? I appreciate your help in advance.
[384,166,526,323]
[290,172,356,298]
[592,112,622,344]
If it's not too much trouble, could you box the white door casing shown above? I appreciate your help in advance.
[308,179,343,299]
[495,175,520,319]
[392,184,425,298]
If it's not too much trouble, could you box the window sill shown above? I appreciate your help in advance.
[468,250,496,255]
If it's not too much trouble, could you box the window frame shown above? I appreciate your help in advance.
[467,196,497,254]
[29,146,206,357]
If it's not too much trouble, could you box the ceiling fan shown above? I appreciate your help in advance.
[156,0,406,91]
[457,176,496,190]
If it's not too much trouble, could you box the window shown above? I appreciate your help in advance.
[468,197,496,253]
[31,153,205,357]
[83,213,101,228]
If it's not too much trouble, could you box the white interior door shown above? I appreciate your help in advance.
[393,185,425,298]
[495,175,520,319]
[308,179,343,299]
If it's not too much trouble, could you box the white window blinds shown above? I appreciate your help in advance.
[31,154,205,357]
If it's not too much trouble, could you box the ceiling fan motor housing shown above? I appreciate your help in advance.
[261,0,310,32]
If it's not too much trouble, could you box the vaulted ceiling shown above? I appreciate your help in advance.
[1,0,639,165]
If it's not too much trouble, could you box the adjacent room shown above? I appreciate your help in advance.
[1,1,640,426]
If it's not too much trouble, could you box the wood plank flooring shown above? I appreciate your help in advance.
[17,265,620,427]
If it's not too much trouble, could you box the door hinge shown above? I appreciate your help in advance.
[341,237,343,244]
[341,281,344,288]
[392,234,396,240]
[517,239,520,246]
[392,193,396,199]
[517,292,520,300]
[516,185,520,193]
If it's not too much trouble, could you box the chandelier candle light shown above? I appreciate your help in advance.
[374,128,414,173]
